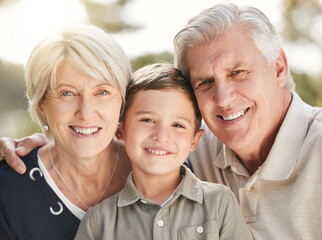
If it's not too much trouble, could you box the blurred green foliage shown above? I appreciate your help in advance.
[0,0,321,139]
[131,51,173,72]
[282,0,322,106]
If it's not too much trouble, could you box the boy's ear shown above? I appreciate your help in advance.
[190,129,204,152]
[115,122,124,141]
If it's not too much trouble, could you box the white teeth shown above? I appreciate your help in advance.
[147,148,167,155]
[73,127,99,135]
[222,110,245,121]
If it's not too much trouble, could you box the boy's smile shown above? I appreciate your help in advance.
[117,89,203,179]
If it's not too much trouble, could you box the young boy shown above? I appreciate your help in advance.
[75,63,252,240]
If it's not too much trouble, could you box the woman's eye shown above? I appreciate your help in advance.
[62,91,73,96]
[98,90,109,95]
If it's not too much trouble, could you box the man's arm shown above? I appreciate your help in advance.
[0,133,47,174]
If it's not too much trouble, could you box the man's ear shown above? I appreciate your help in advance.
[115,122,125,141]
[274,49,289,88]
[190,129,204,152]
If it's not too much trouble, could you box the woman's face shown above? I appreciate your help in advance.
[39,60,122,159]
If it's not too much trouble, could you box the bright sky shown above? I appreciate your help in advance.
[0,0,321,75]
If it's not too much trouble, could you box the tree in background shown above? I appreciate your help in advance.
[282,0,322,106]
[0,0,321,138]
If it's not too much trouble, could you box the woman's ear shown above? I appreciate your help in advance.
[37,101,47,123]
[115,122,124,141]
[274,49,289,88]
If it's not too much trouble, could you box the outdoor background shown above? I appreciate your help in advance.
[0,0,321,138]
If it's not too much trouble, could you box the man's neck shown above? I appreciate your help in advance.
[238,91,293,175]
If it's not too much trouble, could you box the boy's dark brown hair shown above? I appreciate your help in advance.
[121,62,202,132]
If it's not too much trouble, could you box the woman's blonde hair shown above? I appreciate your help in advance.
[25,23,132,139]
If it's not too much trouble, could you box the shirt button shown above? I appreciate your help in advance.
[196,226,203,233]
[245,187,253,192]
[157,220,164,227]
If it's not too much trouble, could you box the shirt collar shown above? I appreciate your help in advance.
[258,91,312,180]
[215,146,250,177]
[213,91,312,181]
[117,166,203,207]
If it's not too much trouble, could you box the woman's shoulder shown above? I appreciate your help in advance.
[0,148,39,174]
[0,148,40,189]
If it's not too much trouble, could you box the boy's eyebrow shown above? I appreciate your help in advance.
[136,110,154,115]
[136,110,193,125]
[175,116,194,126]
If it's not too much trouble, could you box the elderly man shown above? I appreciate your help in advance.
[173,3,322,240]
[1,3,321,239]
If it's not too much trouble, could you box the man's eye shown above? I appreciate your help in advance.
[98,90,109,95]
[62,91,73,96]
[195,79,214,90]
[231,70,244,76]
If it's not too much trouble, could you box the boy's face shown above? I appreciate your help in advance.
[117,89,203,178]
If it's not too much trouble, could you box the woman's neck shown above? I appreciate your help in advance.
[37,140,129,210]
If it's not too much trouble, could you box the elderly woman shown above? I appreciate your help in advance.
[0,23,132,239]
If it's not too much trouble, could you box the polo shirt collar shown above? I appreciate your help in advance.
[117,166,203,207]
[214,146,251,177]
[213,91,312,181]
[258,91,312,180]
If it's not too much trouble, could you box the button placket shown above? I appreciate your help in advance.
[196,226,204,234]
[157,220,164,227]
[239,180,259,223]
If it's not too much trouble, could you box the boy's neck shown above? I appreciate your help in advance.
[132,170,183,206]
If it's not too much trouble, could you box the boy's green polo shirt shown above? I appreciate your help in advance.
[75,166,252,240]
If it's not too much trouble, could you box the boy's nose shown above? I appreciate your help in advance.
[152,125,170,142]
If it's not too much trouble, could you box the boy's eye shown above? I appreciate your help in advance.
[141,118,154,123]
[98,90,109,95]
[173,123,185,128]
[62,91,73,96]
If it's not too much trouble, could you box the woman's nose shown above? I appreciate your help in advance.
[76,97,95,120]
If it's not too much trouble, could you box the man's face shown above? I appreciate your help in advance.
[185,26,290,159]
